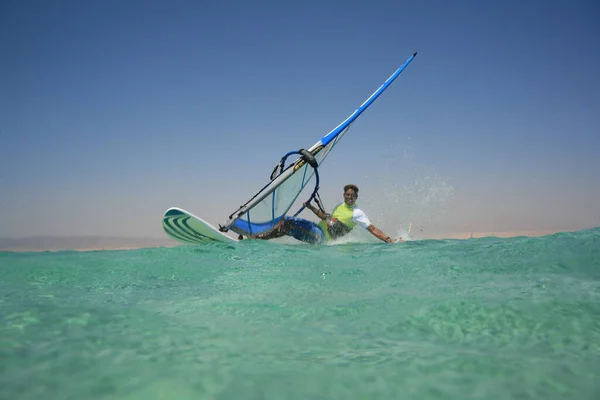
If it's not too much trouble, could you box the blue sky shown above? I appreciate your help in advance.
[1,0,599,238]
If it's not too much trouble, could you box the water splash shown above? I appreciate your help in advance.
[362,148,455,236]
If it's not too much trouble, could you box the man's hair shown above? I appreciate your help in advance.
[344,184,359,194]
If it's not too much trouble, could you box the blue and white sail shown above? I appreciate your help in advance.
[224,52,418,237]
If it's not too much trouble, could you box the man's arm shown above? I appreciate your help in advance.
[304,202,328,220]
[367,224,403,243]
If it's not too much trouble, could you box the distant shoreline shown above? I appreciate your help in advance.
[413,229,577,240]
[0,236,180,252]
[0,229,585,252]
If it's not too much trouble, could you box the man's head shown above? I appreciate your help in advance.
[343,184,359,206]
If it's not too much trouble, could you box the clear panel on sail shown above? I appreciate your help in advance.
[230,132,343,236]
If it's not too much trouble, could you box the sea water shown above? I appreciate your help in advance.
[1,228,599,399]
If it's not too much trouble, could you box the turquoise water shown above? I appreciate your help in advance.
[1,229,599,399]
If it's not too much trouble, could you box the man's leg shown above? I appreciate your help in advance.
[249,217,324,244]
[285,217,325,244]
[249,219,290,240]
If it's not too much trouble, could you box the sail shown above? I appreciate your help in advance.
[224,52,418,237]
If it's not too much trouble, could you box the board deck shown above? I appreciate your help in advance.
[162,207,239,244]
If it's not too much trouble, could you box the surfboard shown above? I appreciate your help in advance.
[162,208,239,244]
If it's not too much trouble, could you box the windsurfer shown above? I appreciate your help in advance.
[250,184,402,244]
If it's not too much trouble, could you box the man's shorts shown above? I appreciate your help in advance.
[283,216,325,244]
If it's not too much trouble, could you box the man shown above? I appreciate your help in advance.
[250,184,402,244]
